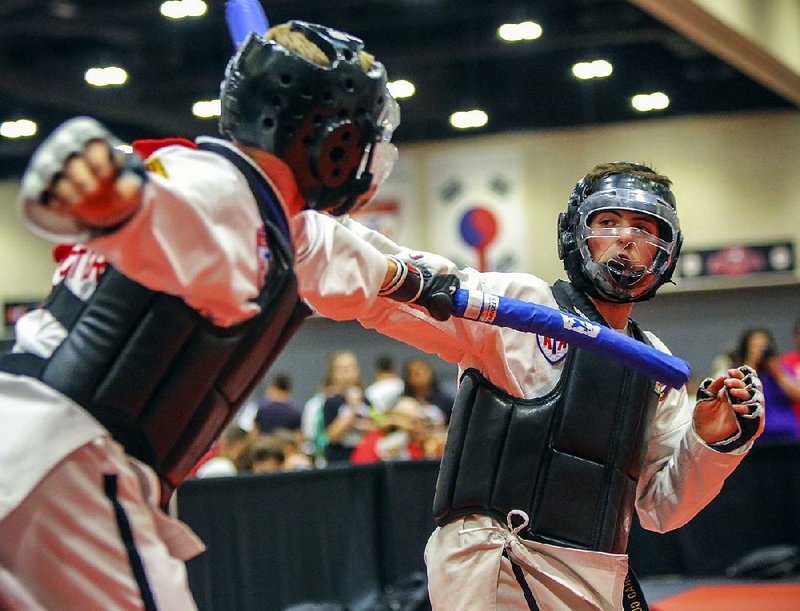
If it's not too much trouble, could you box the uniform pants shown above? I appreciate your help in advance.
[425,513,630,611]
[0,438,202,610]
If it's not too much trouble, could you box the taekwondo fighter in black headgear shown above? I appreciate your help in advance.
[310,161,766,610]
[1,18,406,609]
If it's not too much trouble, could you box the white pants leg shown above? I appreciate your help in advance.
[425,514,628,611]
[0,438,198,611]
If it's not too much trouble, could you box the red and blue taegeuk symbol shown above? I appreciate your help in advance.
[459,206,498,271]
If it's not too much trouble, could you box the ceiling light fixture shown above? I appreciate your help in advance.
[0,119,37,139]
[631,92,670,112]
[84,66,128,87]
[572,59,613,80]
[160,0,207,20]
[450,109,488,129]
[192,99,221,118]
[387,79,416,99]
[498,21,542,42]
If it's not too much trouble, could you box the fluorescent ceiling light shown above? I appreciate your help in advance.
[387,79,416,99]
[450,109,488,129]
[0,119,37,139]
[193,99,221,118]
[572,59,613,80]
[85,66,128,87]
[631,92,670,112]
[161,0,207,19]
[498,21,542,42]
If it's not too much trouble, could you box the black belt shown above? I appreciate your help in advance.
[503,550,649,611]
[0,352,46,377]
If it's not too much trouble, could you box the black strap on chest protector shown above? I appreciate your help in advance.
[197,139,291,241]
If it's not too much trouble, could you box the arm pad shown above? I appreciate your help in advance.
[379,255,427,303]
[379,256,459,321]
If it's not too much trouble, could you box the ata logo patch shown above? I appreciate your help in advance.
[655,381,671,402]
[537,335,569,364]
[256,226,272,283]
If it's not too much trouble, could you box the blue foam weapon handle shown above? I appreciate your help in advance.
[226,0,269,48]
[452,288,690,388]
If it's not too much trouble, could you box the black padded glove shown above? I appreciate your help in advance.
[380,256,459,321]
[697,365,765,452]
[414,274,460,321]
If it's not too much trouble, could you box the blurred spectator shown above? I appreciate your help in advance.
[422,425,447,460]
[715,328,800,443]
[323,381,375,465]
[301,350,365,465]
[351,397,426,463]
[255,373,302,434]
[300,393,327,463]
[272,428,314,471]
[779,317,800,427]
[365,355,404,413]
[247,436,286,474]
[402,358,454,425]
[192,423,251,478]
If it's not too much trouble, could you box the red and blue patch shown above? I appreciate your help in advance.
[537,335,569,364]
[655,381,672,402]
[256,226,272,287]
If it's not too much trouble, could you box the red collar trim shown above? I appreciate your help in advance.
[132,138,197,159]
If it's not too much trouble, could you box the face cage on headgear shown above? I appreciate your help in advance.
[218,20,398,215]
[558,171,682,303]
[576,189,681,301]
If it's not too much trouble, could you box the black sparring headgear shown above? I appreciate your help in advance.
[219,21,397,215]
[557,162,683,303]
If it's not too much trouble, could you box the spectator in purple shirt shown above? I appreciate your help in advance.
[254,373,303,434]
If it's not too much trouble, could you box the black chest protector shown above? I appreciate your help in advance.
[0,140,310,497]
[432,280,660,554]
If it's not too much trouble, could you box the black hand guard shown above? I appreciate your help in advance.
[698,365,765,452]
[415,274,460,321]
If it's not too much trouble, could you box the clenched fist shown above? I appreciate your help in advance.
[693,365,765,450]
[18,117,147,239]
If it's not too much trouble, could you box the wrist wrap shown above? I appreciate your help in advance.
[379,255,428,303]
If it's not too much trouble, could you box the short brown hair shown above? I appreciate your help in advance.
[266,23,375,71]
[583,162,672,190]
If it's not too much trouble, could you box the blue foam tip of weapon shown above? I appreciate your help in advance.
[226,0,270,48]
[452,288,690,389]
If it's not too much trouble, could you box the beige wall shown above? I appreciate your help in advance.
[1,108,799,304]
[0,180,57,301]
[403,108,800,283]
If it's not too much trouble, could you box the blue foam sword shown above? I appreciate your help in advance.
[452,288,690,389]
